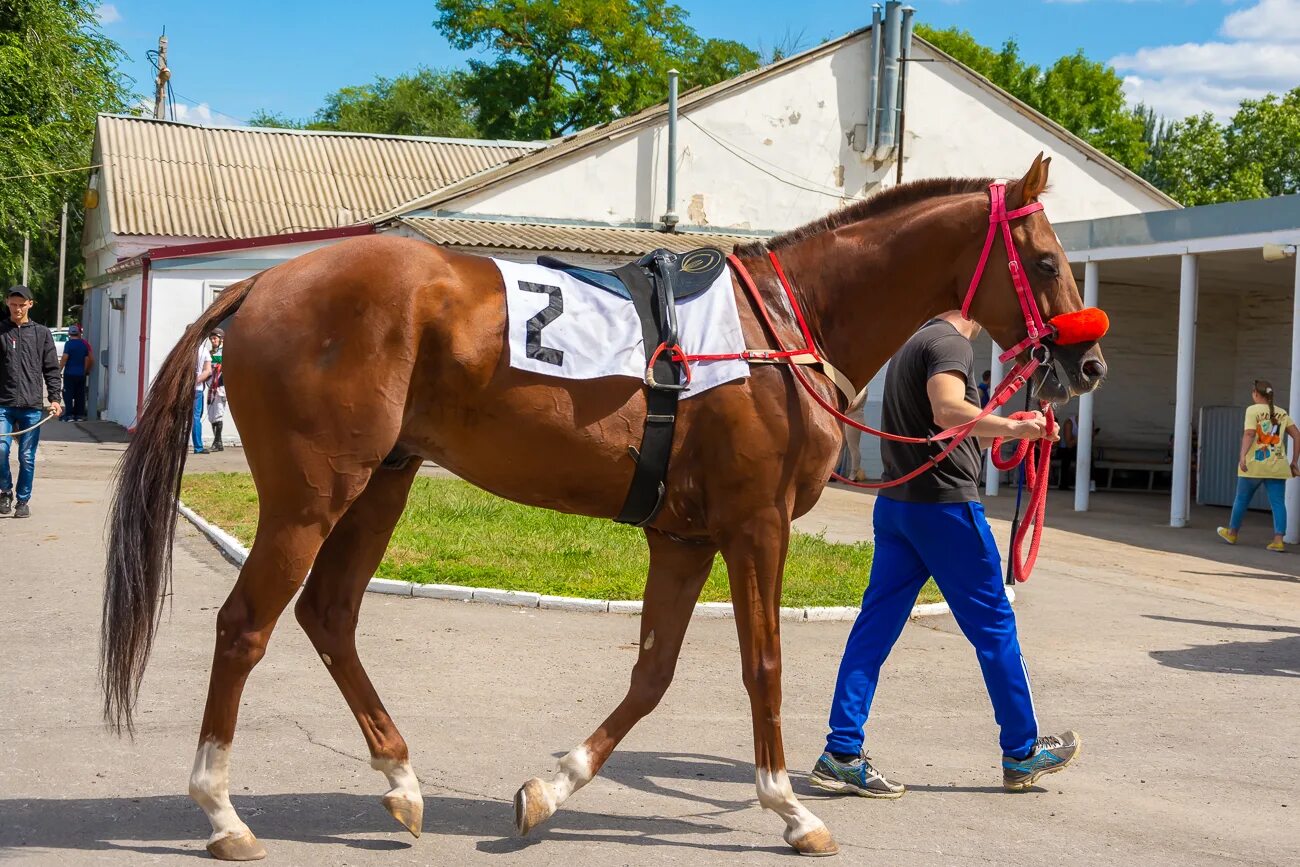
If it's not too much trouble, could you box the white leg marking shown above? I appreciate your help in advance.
[643,630,655,651]
[528,744,594,817]
[188,740,251,845]
[756,768,826,844]
[372,757,423,805]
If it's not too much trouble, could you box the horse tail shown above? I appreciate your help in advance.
[101,275,258,734]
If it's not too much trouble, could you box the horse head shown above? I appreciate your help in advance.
[961,154,1108,405]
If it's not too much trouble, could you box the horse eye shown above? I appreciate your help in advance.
[1037,257,1059,277]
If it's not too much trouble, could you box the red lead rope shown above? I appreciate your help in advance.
[990,408,1055,583]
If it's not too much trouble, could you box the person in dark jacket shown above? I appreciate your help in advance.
[0,285,62,517]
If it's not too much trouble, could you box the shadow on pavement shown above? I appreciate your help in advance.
[1145,614,1300,678]
[0,751,797,858]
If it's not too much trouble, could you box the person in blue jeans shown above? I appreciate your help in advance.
[192,337,213,454]
[811,312,1080,799]
[0,285,63,518]
[1217,379,1300,552]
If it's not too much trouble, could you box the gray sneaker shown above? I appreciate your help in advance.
[0,491,10,515]
[14,501,30,519]
[809,751,905,799]
[1003,731,1081,791]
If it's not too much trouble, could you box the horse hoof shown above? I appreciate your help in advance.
[206,830,267,861]
[514,778,555,835]
[383,793,423,838]
[788,826,839,857]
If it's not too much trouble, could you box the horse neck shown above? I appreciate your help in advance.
[771,199,978,392]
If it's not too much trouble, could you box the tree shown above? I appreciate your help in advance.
[1227,89,1300,198]
[434,0,760,139]
[0,0,129,321]
[250,69,479,138]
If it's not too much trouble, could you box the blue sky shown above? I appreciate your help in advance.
[94,0,1300,127]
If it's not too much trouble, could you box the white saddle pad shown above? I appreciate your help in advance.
[494,258,750,397]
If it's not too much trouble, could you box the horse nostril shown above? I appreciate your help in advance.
[1082,359,1107,381]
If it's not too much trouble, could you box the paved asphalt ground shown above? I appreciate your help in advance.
[1,422,1297,865]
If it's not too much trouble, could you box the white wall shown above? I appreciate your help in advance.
[441,36,1170,232]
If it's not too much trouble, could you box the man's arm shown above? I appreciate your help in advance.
[198,359,212,385]
[927,371,1057,445]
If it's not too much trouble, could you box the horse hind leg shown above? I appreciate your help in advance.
[189,505,357,860]
[293,460,424,837]
[516,529,716,834]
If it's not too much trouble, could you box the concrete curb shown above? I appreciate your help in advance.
[177,501,1012,621]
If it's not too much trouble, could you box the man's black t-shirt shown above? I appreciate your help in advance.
[879,319,982,503]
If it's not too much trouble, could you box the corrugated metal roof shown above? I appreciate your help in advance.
[377,30,1178,220]
[400,216,767,256]
[96,114,542,238]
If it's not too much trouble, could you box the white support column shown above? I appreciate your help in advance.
[985,343,1005,497]
[1075,261,1100,511]
[1171,253,1198,528]
[1287,255,1300,543]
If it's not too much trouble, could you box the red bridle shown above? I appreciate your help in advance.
[722,182,1107,581]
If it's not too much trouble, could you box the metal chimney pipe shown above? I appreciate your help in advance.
[895,6,916,183]
[875,0,901,159]
[661,69,680,231]
[867,4,882,152]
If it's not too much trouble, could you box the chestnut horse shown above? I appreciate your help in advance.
[102,155,1105,860]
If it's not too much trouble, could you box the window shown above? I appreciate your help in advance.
[204,280,235,310]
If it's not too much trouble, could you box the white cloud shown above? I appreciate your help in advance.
[172,102,246,127]
[1222,0,1300,41]
[1109,0,1300,120]
[134,98,246,127]
[94,4,121,24]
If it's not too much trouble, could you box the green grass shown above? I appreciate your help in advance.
[180,473,941,607]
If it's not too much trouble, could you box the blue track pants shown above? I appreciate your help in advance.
[825,496,1038,759]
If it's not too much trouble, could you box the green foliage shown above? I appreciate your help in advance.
[0,0,129,319]
[250,69,478,138]
[179,473,941,607]
[434,0,759,139]
[1143,106,1279,206]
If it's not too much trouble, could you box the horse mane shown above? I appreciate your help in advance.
[736,176,995,257]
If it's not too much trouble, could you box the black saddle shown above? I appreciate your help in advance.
[538,247,726,302]
[537,246,729,528]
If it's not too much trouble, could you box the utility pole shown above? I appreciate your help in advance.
[56,201,68,327]
[22,235,29,285]
[153,32,170,119]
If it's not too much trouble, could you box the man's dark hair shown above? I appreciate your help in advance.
[981,370,991,381]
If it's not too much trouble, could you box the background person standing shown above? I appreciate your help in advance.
[206,328,227,451]
[60,324,93,421]
[1217,379,1300,552]
[0,285,62,518]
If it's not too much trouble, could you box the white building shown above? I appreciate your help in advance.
[82,15,1176,449]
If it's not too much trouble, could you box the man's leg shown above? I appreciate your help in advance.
[903,501,1038,760]
[0,408,14,503]
[824,497,932,757]
[72,376,87,419]
[192,392,205,452]
[1228,476,1261,532]
[15,408,43,504]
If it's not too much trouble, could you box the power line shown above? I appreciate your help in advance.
[682,115,871,202]
[0,164,103,181]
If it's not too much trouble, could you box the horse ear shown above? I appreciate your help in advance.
[1017,152,1051,203]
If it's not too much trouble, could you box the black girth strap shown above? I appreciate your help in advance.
[614,256,684,526]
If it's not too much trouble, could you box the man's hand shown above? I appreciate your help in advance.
[49,402,63,418]
[1241,458,1250,474]
[1012,411,1060,443]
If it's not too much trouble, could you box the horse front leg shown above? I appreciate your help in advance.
[720,509,838,857]
[515,528,716,834]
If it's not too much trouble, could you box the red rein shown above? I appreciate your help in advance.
[991,409,1056,583]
